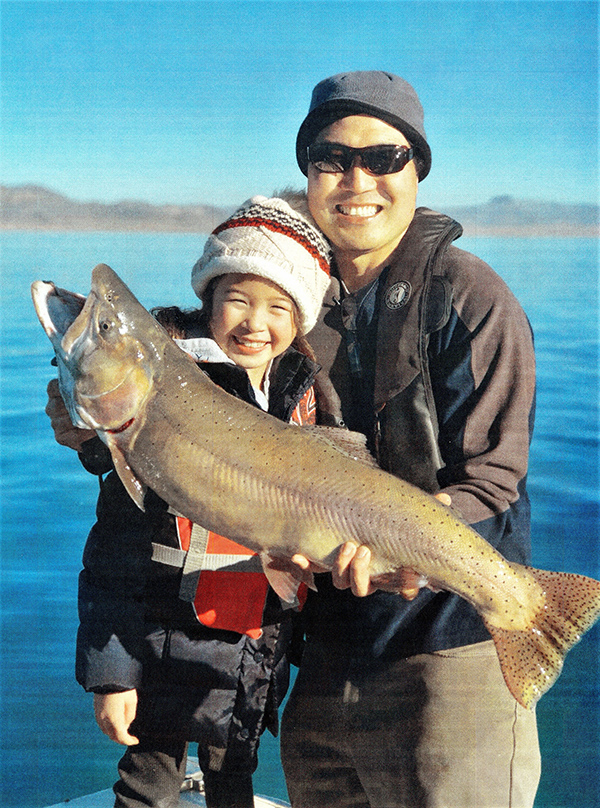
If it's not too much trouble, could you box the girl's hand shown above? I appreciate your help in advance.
[93,690,140,746]
[45,378,96,450]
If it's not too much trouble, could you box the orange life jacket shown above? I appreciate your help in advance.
[157,386,316,638]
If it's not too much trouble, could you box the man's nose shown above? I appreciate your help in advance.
[339,165,378,192]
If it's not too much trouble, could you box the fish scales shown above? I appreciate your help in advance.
[109,382,600,634]
[31,264,600,709]
[139,370,374,560]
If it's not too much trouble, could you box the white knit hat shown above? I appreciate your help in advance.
[192,195,332,334]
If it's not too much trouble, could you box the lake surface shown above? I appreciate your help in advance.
[1,231,598,807]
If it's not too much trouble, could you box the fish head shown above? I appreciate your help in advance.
[32,264,162,433]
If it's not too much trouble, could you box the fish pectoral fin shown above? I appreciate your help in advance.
[104,434,147,511]
[260,552,315,607]
[483,566,600,709]
[301,425,378,467]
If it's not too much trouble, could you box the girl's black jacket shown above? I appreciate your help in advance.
[75,347,318,770]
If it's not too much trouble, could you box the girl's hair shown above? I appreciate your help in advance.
[151,305,206,339]
[151,275,316,362]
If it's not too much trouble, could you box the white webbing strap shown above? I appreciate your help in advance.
[152,524,263,603]
[179,523,210,602]
[150,544,187,567]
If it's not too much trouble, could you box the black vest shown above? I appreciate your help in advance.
[310,207,462,492]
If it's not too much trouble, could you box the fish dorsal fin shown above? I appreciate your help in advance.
[301,425,378,467]
[104,433,147,511]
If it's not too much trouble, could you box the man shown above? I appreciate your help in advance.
[281,71,541,808]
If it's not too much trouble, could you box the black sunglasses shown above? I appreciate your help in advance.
[307,142,414,176]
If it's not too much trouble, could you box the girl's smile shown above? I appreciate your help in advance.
[210,274,298,389]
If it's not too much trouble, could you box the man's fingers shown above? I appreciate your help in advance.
[328,492,452,600]
[331,542,359,589]
[289,554,328,574]
[349,546,373,598]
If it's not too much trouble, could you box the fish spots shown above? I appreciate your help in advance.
[60,265,600,711]
[481,568,600,708]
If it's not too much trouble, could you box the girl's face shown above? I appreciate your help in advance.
[210,274,298,388]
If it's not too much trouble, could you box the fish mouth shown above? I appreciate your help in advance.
[31,281,87,342]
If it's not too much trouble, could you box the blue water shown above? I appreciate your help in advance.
[1,232,598,807]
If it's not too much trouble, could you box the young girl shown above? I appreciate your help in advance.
[47,196,332,808]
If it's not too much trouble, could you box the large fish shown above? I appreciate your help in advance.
[32,264,600,709]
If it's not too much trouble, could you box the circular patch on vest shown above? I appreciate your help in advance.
[385,281,412,310]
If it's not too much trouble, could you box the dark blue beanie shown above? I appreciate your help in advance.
[296,71,431,181]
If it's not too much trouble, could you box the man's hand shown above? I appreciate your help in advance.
[330,543,429,598]
[45,378,96,450]
[93,690,140,746]
[289,492,453,599]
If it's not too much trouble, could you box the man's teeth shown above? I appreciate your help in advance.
[337,205,380,217]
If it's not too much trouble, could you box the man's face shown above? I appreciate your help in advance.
[307,115,419,273]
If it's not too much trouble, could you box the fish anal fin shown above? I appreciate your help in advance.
[104,434,147,511]
[260,552,316,607]
[483,567,600,709]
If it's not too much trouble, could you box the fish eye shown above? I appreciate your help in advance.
[100,319,112,332]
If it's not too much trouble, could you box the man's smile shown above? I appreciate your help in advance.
[336,204,382,218]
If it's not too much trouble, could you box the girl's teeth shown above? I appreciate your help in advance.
[237,338,265,348]
[338,205,379,217]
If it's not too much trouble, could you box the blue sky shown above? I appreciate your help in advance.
[2,1,598,209]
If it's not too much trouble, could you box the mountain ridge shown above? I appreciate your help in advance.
[1,185,231,234]
[1,185,597,237]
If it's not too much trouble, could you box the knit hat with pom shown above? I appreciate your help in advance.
[192,195,332,334]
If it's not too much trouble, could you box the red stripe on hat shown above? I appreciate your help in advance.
[213,216,330,276]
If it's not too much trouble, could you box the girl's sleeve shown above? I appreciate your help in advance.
[75,471,152,692]
[77,435,114,476]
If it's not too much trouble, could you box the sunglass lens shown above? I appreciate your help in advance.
[308,144,412,175]
[308,144,350,173]
[361,146,412,175]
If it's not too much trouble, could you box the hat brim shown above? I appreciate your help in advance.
[296,99,431,181]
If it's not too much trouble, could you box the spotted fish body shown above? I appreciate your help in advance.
[32,264,600,709]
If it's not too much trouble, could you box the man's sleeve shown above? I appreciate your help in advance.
[429,247,536,546]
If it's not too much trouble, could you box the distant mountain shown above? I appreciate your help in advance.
[444,195,598,237]
[0,185,231,233]
[1,186,597,237]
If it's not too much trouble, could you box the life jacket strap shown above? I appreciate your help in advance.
[151,543,186,567]
[151,522,210,602]
[179,523,210,602]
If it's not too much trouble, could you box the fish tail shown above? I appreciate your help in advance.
[483,567,600,709]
